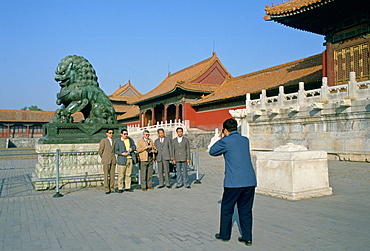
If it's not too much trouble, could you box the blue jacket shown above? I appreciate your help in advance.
[209,131,256,188]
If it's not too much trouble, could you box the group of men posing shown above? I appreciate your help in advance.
[98,127,191,194]
[99,119,257,246]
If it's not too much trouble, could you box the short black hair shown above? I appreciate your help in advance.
[121,129,128,134]
[223,118,237,132]
[143,130,150,134]
[106,129,114,133]
[157,128,164,133]
[176,127,183,132]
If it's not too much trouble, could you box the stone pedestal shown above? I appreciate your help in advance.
[33,143,105,190]
[256,143,332,200]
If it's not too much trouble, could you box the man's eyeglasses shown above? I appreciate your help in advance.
[122,133,128,135]
[108,132,114,134]
[145,134,150,136]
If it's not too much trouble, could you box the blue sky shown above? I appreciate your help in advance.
[0,0,325,111]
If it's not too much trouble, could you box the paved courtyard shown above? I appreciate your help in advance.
[0,151,369,250]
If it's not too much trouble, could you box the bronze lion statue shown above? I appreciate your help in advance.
[51,55,117,124]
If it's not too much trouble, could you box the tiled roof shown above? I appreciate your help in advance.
[192,54,322,106]
[109,96,139,103]
[0,110,84,123]
[264,0,333,20]
[109,80,142,97]
[133,53,231,104]
[0,110,54,123]
[113,105,134,114]
[117,106,140,121]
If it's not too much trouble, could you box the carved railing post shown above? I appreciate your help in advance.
[321,77,329,102]
[278,86,285,108]
[298,82,305,106]
[260,90,267,111]
[348,72,357,100]
[246,93,251,113]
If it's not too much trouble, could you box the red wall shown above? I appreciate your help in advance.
[183,103,245,131]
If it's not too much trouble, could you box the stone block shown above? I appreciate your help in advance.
[256,143,332,200]
[33,142,105,190]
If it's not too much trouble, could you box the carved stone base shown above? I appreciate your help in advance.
[33,143,106,190]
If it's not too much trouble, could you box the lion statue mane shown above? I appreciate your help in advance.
[51,55,117,124]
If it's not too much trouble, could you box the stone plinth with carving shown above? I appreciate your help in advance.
[33,143,105,190]
[256,143,332,200]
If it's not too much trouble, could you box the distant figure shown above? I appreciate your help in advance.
[98,129,117,194]
[171,127,191,189]
[209,118,257,246]
[154,128,172,188]
[137,130,157,191]
[115,129,137,193]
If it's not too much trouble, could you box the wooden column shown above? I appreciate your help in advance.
[6,124,13,138]
[140,112,145,127]
[151,108,155,125]
[175,104,179,121]
[24,124,31,138]
[326,43,335,86]
[164,105,168,123]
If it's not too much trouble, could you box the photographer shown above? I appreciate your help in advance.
[209,118,256,246]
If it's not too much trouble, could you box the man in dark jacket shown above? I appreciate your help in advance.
[154,128,172,188]
[115,129,137,193]
[171,127,191,189]
[209,118,257,246]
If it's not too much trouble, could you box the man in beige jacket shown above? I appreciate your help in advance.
[98,129,117,194]
[137,130,157,191]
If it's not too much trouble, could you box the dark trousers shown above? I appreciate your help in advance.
[140,158,153,189]
[219,186,255,241]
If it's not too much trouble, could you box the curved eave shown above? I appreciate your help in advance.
[191,95,245,108]
[264,0,334,19]
[132,85,214,105]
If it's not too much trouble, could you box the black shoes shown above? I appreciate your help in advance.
[175,185,182,189]
[124,189,133,192]
[185,185,191,189]
[166,186,171,188]
[215,234,229,242]
[238,237,252,246]
[158,185,165,189]
[105,192,110,194]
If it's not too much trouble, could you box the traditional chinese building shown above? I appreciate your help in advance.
[108,80,142,121]
[112,52,233,130]
[191,54,323,116]
[0,110,54,138]
[0,110,84,139]
[112,53,322,131]
[264,0,369,86]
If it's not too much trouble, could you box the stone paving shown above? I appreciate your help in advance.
[0,151,369,250]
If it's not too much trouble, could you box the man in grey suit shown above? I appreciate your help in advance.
[171,127,191,189]
[154,128,172,188]
[98,129,117,194]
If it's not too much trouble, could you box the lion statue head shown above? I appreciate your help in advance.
[55,55,99,88]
